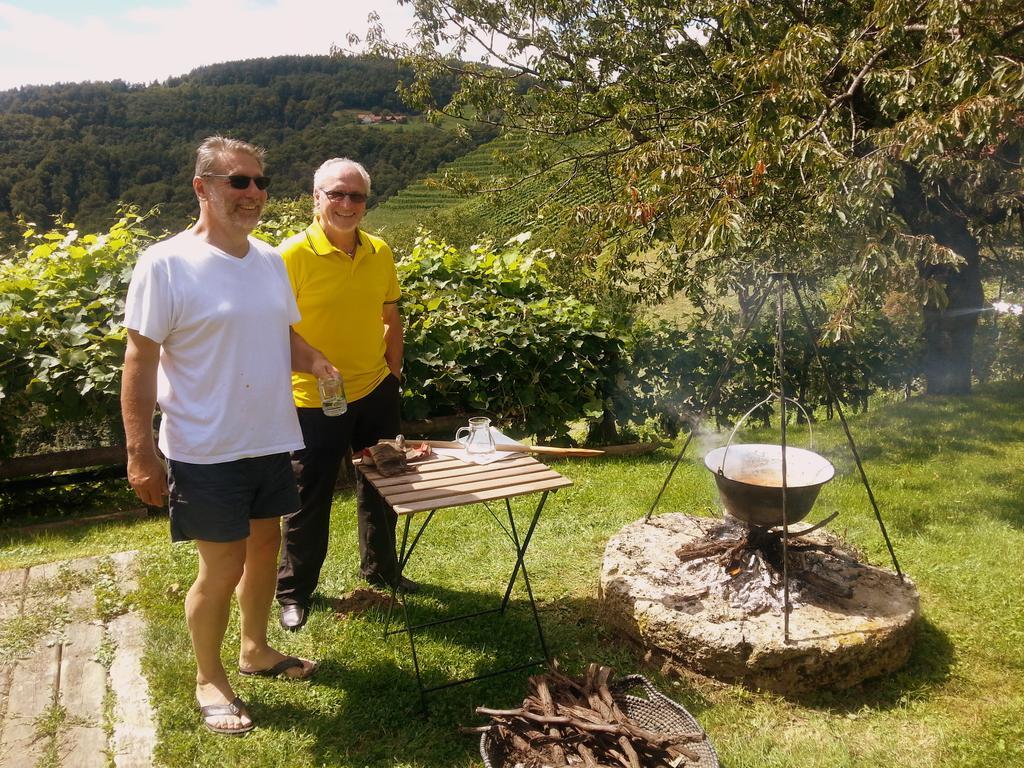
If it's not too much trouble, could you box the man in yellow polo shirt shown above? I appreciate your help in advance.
[275,158,410,632]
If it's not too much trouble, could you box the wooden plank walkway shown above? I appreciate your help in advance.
[0,552,155,767]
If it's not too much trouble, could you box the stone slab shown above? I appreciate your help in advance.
[58,726,108,768]
[59,623,105,721]
[108,551,139,593]
[68,588,97,619]
[0,602,20,624]
[0,667,13,745]
[108,613,155,768]
[600,513,920,694]
[0,569,26,728]
[0,552,153,767]
[107,551,137,573]
[0,639,59,768]
[0,569,26,623]
[0,568,27,594]
[27,555,101,586]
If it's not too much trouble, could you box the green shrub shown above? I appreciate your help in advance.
[0,209,155,457]
[973,299,1024,383]
[253,197,312,245]
[0,215,626,453]
[398,234,624,440]
[614,297,921,437]
[990,312,1024,380]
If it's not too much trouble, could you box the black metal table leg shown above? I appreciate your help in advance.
[501,494,551,661]
[384,489,554,712]
[500,491,547,611]
[383,510,436,636]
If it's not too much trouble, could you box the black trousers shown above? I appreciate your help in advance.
[276,374,402,607]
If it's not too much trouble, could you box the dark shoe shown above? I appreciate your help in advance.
[239,655,318,680]
[279,603,308,632]
[367,575,420,594]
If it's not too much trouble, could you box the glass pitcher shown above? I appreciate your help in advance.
[456,416,496,454]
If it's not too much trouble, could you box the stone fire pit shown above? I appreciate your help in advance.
[599,513,920,694]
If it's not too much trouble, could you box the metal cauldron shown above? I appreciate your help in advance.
[704,443,835,528]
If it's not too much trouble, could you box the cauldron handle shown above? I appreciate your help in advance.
[718,394,815,474]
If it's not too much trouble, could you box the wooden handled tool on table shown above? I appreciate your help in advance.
[419,438,602,456]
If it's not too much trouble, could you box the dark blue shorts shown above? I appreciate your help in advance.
[167,453,300,543]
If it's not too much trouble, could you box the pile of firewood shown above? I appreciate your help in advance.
[466,663,708,768]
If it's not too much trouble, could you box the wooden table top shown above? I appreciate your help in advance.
[356,454,573,515]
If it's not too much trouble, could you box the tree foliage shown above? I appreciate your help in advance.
[380,0,1024,394]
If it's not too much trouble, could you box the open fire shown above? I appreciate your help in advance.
[672,517,856,615]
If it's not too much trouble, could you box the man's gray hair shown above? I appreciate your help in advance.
[194,136,266,177]
[313,158,372,195]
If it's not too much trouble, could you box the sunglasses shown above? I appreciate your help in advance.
[203,174,271,190]
[320,188,367,204]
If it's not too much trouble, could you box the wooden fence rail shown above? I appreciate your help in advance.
[0,447,128,481]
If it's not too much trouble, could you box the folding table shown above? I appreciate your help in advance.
[356,452,572,710]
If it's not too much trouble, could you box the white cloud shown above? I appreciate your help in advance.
[0,0,417,90]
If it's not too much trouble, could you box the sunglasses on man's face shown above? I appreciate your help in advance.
[320,189,367,204]
[203,174,271,190]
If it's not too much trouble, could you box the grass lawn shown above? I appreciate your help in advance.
[2,382,1022,767]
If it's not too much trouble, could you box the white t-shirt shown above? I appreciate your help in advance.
[124,231,304,464]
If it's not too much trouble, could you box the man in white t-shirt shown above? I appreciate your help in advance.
[121,136,337,736]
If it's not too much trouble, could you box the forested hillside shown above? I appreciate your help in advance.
[0,54,493,239]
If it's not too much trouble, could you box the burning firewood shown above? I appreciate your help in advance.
[465,662,709,767]
[674,519,855,601]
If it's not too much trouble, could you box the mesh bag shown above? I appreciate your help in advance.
[480,674,719,768]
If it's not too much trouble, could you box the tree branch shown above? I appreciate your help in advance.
[801,47,888,142]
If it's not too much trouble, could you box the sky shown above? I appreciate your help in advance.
[0,0,420,91]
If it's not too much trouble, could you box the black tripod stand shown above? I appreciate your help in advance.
[645,272,903,641]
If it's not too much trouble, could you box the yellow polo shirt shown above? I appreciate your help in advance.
[280,218,400,406]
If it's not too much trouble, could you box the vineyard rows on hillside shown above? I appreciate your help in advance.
[365,134,613,249]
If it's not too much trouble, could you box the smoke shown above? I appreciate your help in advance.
[991,301,1024,316]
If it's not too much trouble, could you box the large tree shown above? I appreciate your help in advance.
[377,0,1024,394]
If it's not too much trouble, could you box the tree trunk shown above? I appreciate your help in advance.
[587,406,619,444]
[918,227,984,395]
[736,284,758,327]
[894,166,985,395]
